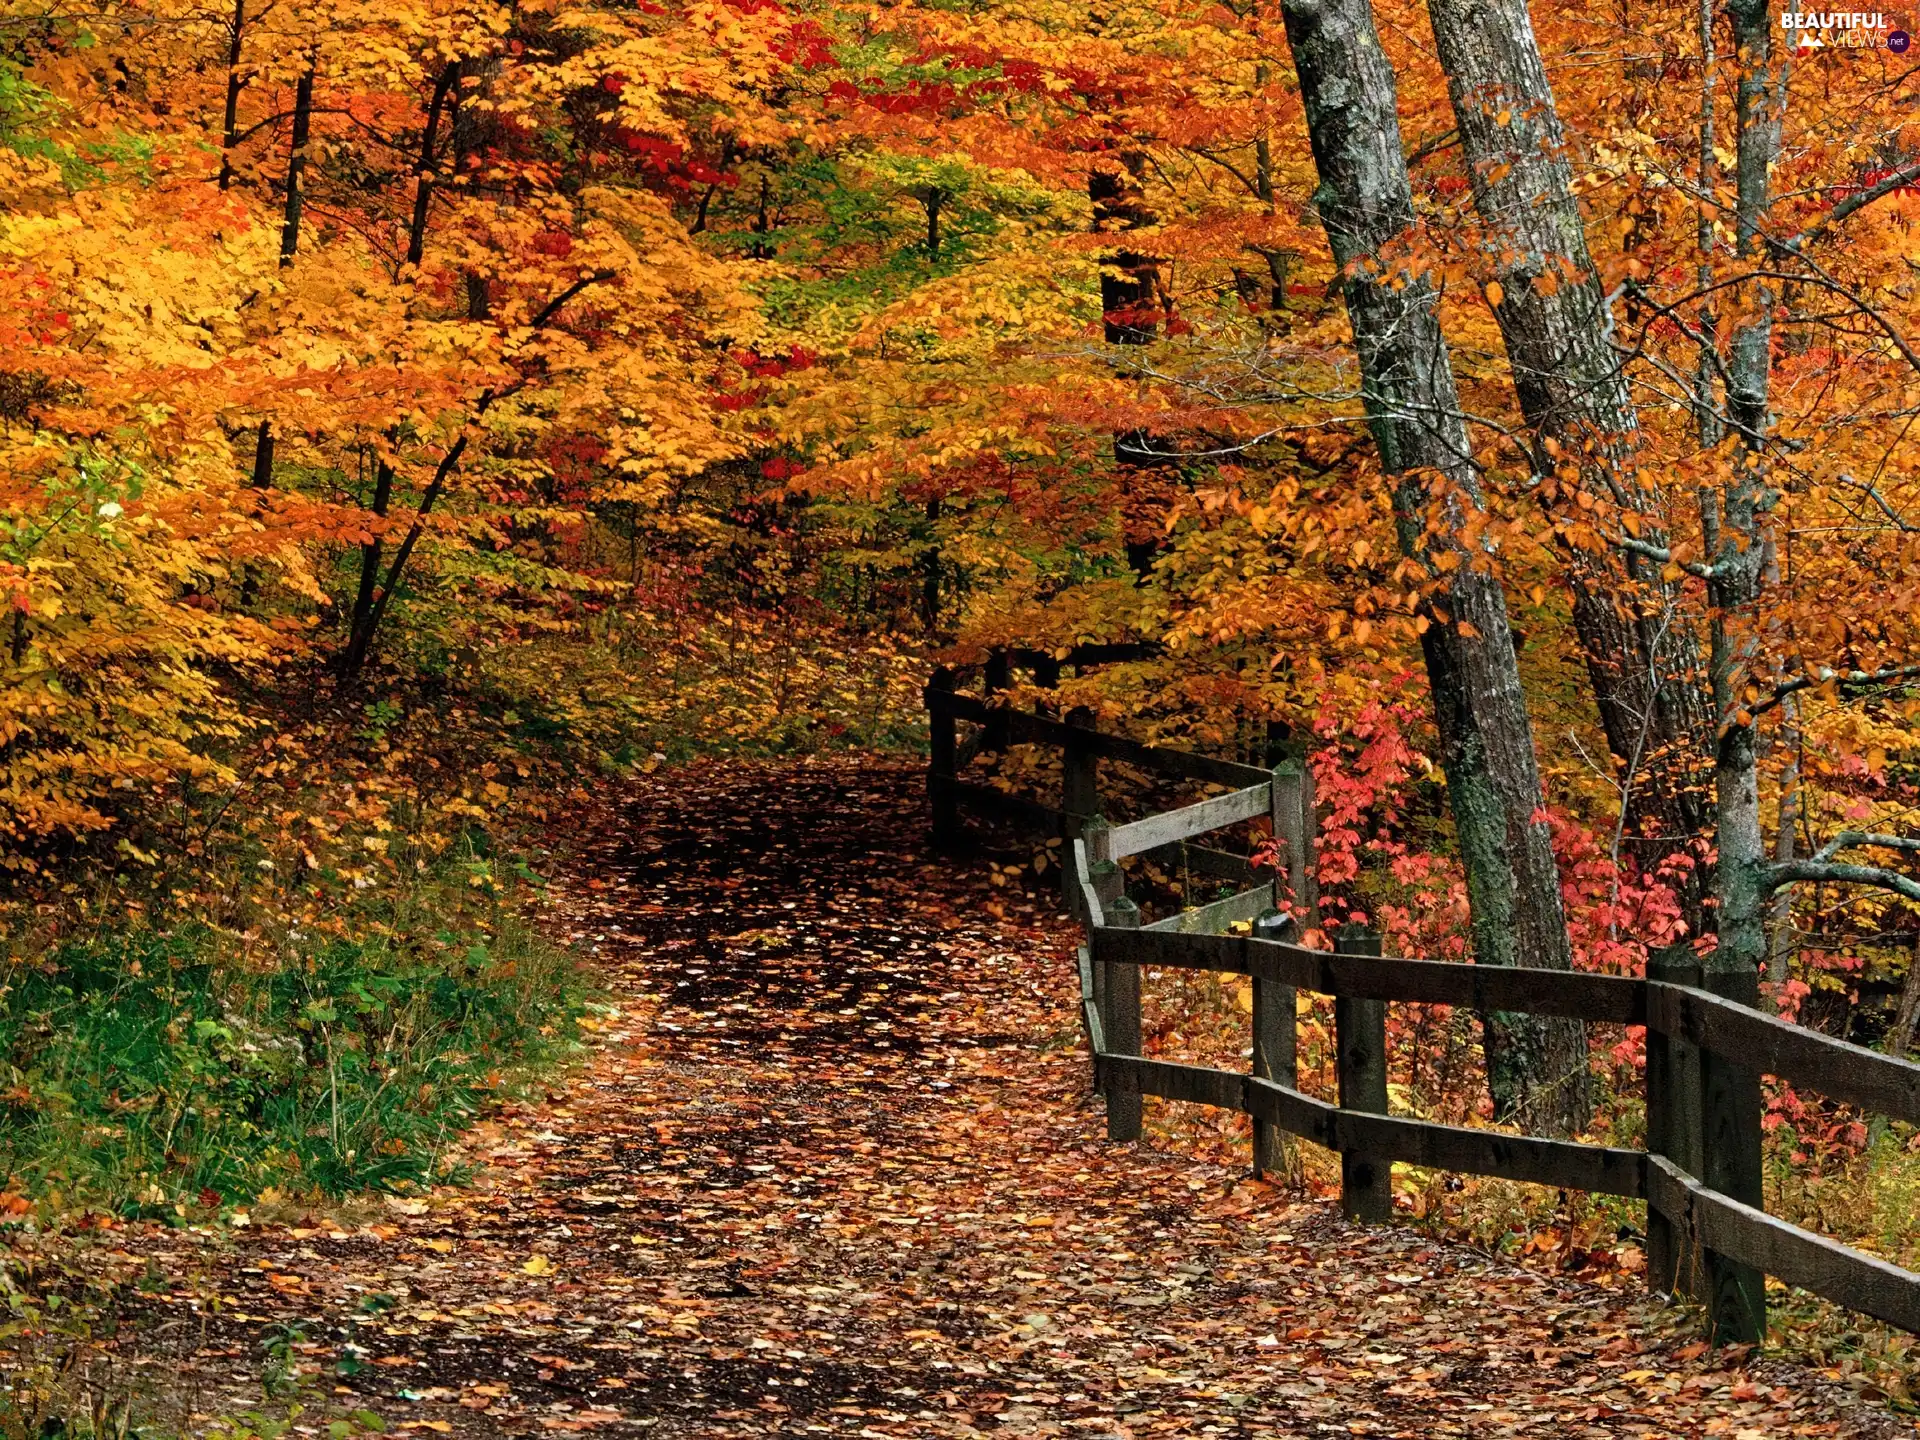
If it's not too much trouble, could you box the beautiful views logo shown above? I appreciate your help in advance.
[1780,9,1910,47]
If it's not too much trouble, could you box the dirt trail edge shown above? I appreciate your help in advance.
[107,757,1910,1437]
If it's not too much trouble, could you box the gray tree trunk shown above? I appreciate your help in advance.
[1423,0,1714,929]
[1691,0,1784,1337]
[1713,0,1788,981]
[1276,0,1588,1133]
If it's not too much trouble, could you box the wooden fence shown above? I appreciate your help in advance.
[926,667,1920,1345]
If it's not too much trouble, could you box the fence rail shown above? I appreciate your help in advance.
[926,670,1920,1346]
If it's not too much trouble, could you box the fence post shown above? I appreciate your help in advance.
[1251,909,1296,1179]
[927,666,959,849]
[1103,894,1143,1142]
[1701,958,1767,1343]
[984,647,1011,753]
[1083,817,1119,1016]
[1062,707,1099,913]
[1335,925,1391,1223]
[1645,945,1703,1300]
[1271,760,1319,932]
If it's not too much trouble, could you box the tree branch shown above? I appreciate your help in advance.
[1751,661,1920,715]
[1765,858,1920,906]
[346,268,616,670]
[1812,832,1920,862]
[1792,159,1920,249]
[1609,531,1718,578]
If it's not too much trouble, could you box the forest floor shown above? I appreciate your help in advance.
[71,757,1919,1437]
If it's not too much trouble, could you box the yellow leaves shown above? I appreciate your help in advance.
[522,1253,554,1276]
[1484,281,1504,309]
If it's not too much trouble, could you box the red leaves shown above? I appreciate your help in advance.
[612,134,738,192]
[772,19,835,68]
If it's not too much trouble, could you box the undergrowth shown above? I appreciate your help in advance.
[0,851,592,1218]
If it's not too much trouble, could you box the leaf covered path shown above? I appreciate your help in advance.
[114,758,1909,1437]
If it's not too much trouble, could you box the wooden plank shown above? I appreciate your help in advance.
[925,691,1270,787]
[1062,706,1099,824]
[947,780,1065,831]
[1100,1054,1246,1111]
[1097,1056,1647,1199]
[1076,727,1272,788]
[1142,882,1275,935]
[1139,841,1256,883]
[1072,838,1106,930]
[1076,946,1108,1061]
[1107,783,1272,859]
[926,690,997,722]
[1321,1098,1649,1200]
[1091,928,1646,1024]
[1649,1157,1920,1336]
[1649,981,1920,1125]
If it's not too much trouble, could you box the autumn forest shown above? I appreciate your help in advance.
[3,0,1920,1429]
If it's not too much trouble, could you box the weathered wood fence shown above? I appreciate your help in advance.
[927,664,1920,1345]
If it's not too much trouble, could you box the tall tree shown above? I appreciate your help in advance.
[1422,0,1715,927]
[1275,0,1588,1131]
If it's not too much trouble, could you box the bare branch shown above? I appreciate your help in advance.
[1812,832,1920,862]
[1611,532,1716,578]
[1792,160,1920,249]
[1752,661,1920,716]
[1765,858,1920,906]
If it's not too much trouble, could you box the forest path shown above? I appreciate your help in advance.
[121,757,1906,1438]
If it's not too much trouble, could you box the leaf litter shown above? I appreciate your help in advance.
[63,758,1919,1437]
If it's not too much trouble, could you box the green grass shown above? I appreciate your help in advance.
[0,865,592,1217]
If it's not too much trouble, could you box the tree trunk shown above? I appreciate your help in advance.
[278,64,315,265]
[236,38,300,596]
[1767,694,1801,982]
[406,62,460,269]
[1089,154,1163,347]
[1423,0,1714,931]
[920,495,943,635]
[340,271,609,678]
[341,60,462,677]
[344,457,395,674]
[1277,0,1588,1133]
[1713,0,1789,977]
[1691,0,1786,1338]
[216,0,247,192]
[1891,934,1920,1057]
[1090,152,1175,576]
[1726,0,1785,447]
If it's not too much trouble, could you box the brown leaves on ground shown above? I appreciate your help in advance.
[64,759,1918,1436]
